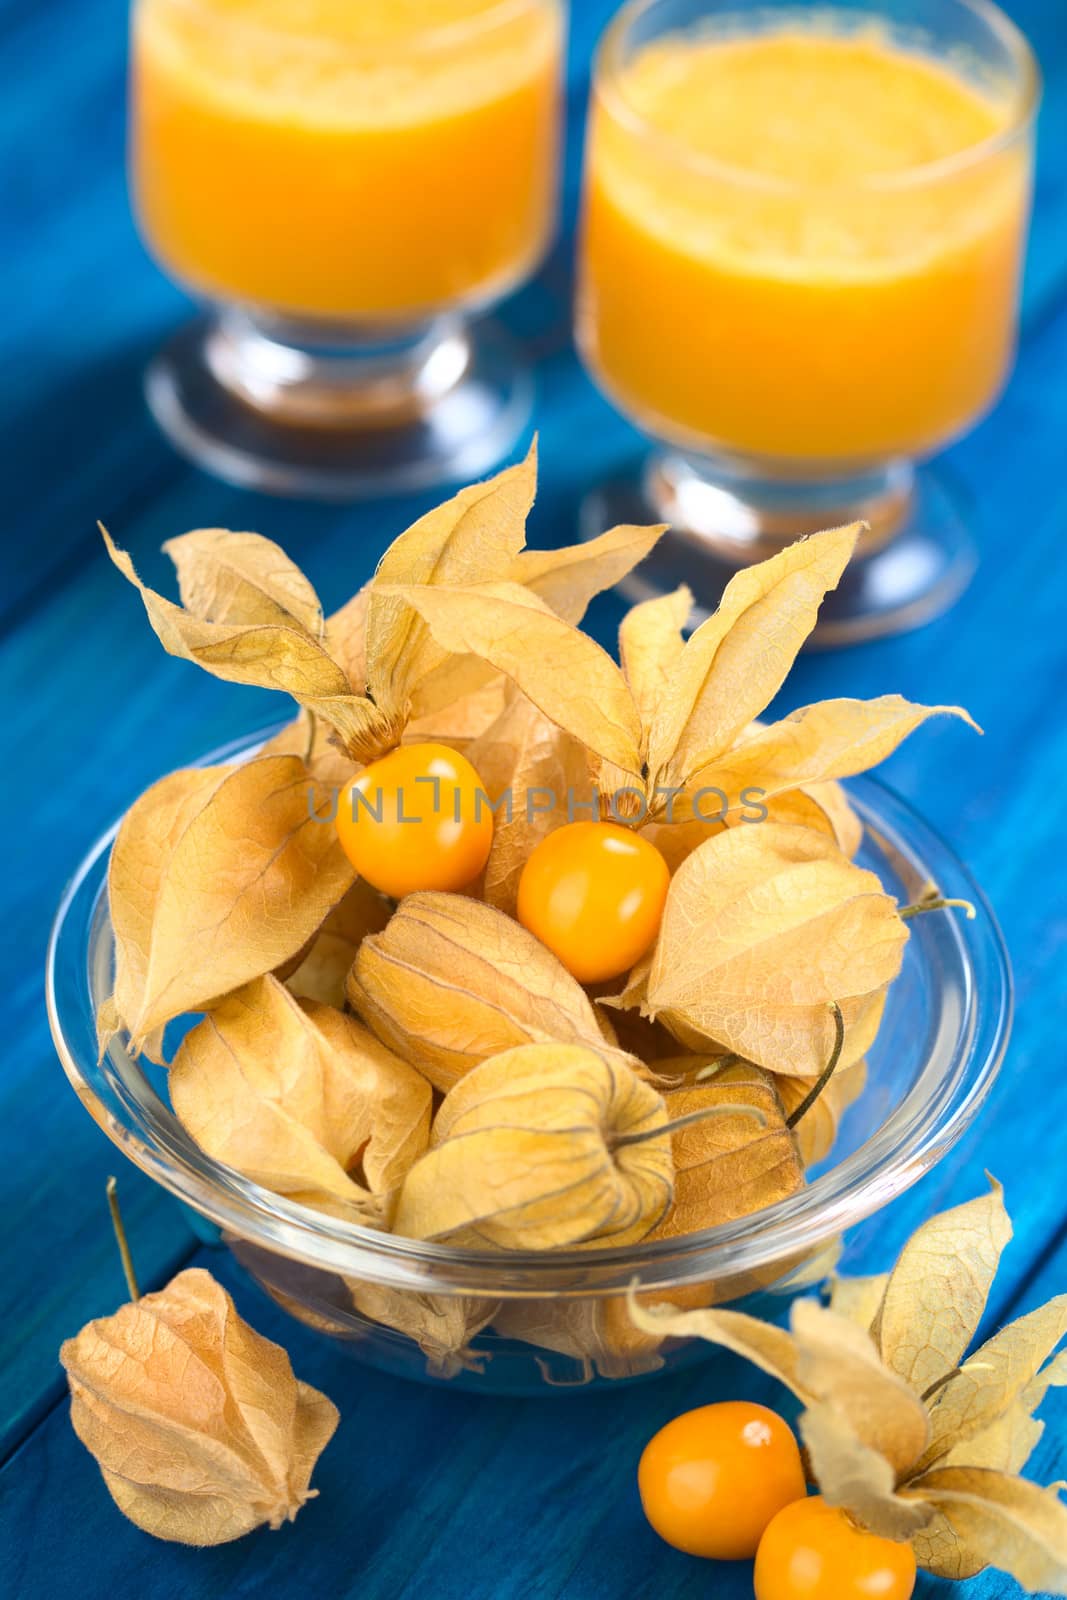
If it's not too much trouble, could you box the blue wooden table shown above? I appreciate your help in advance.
[3,1,1066,1594]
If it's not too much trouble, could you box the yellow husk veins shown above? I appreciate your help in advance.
[364,444,537,714]
[108,756,354,1051]
[163,528,326,635]
[644,823,907,1074]
[467,691,595,914]
[170,975,429,1213]
[644,525,859,793]
[60,1268,338,1545]
[346,891,618,1093]
[378,579,644,778]
[627,1182,1067,1592]
[394,1044,673,1250]
[346,1283,499,1378]
[285,880,392,1008]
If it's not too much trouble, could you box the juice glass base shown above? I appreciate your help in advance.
[145,309,535,500]
[581,452,976,647]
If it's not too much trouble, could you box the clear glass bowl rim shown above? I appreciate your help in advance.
[595,0,1041,198]
[47,721,1012,1299]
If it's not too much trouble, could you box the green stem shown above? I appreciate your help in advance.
[107,1177,140,1302]
[786,1003,846,1131]
[900,895,976,922]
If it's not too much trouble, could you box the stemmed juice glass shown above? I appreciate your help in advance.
[576,0,1038,643]
[130,0,565,498]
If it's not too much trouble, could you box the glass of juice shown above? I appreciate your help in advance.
[576,0,1038,642]
[130,0,565,498]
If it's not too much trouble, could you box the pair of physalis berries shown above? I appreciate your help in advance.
[335,742,669,984]
[640,1402,916,1600]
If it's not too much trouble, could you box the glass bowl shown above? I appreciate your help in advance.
[47,724,1011,1394]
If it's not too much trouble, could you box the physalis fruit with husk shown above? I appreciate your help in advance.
[96,447,978,1374]
[60,1183,338,1545]
[629,1180,1067,1595]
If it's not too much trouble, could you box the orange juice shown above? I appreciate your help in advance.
[578,27,1032,465]
[132,0,563,322]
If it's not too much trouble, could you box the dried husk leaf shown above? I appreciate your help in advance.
[108,755,354,1049]
[645,525,858,793]
[380,580,643,777]
[645,823,907,1075]
[405,675,510,748]
[346,891,616,1093]
[104,527,345,700]
[467,692,595,914]
[684,696,978,818]
[170,976,429,1211]
[324,586,369,691]
[762,780,864,857]
[104,764,228,1055]
[365,444,536,713]
[285,880,392,1008]
[648,1065,804,1239]
[917,1295,1067,1473]
[792,1299,930,1476]
[905,1468,1067,1592]
[347,1283,498,1378]
[828,1272,891,1332]
[163,528,325,635]
[619,585,692,744]
[799,1402,934,1539]
[939,1352,1067,1475]
[626,1295,812,1399]
[394,1044,672,1250]
[492,1296,669,1381]
[872,1175,1012,1397]
[259,709,357,790]
[514,522,666,626]
[60,1267,338,1545]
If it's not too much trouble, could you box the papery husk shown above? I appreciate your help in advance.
[404,676,510,749]
[365,445,536,716]
[346,1282,498,1378]
[648,1065,805,1240]
[60,1268,338,1545]
[775,1057,869,1168]
[170,976,429,1213]
[105,755,354,1052]
[346,891,618,1093]
[285,880,392,1008]
[260,708,357,790]
[163,528,325,635]
[644,526,858,796]
[492,1295,670,1382]
[102,527,396,759]
[619,585,692,747]
[380,579,644,778]
[644,823,907,1075]
[467,691,596,914]
[514,522,666,626]
[394,1044,673,1250]
[871,1175,1012,1397]
[683,696,979,819]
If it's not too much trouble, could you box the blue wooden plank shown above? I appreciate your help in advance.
[1,1236,1063,1600]
[3,0,1067,1594]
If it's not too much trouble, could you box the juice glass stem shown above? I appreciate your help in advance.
[146,309,535,501]
[204,311,472,429]
[585,449,977,647]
